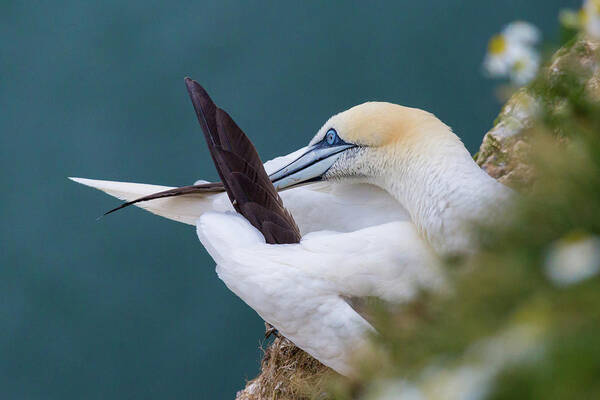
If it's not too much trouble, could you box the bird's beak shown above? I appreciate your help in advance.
[268,142,356,190]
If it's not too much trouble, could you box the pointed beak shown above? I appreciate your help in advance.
[268,142,356,190]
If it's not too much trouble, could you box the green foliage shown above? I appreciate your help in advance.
[328,39,600,400]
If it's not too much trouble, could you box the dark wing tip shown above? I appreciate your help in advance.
[184,76,200,94]
[103,202,131,216]
[187,77,301,244]
[101,183,226,217]
[184,77,210,108]
[185,78,220,150]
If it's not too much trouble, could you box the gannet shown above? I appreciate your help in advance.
[71,79,512,375]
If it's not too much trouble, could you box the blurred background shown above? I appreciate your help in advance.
[0,1,580,399]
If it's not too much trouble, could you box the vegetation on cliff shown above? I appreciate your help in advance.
[237,12,600,400]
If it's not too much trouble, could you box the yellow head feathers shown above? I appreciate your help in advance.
[312,102,454,148]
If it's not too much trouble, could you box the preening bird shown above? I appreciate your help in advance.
[71,78,512,375]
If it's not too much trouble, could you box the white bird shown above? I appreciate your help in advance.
[71,80,511,376]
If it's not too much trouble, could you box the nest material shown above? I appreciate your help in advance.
[236,335,332,400]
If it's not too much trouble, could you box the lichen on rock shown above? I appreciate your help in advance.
[474,88,538,188]
[475,35,600,189]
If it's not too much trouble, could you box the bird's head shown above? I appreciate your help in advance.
[270,102,465,190]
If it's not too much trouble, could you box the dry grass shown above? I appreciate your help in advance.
[235,335,334,400]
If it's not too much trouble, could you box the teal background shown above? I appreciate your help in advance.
[0,1,578,398]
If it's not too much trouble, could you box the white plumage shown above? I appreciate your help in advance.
[71,101,511,375]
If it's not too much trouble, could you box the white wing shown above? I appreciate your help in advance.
[196,211,443,375]
[69,177,232,225]
[72,150,434,374]
[70,179,408,235]
[280,182,408,234]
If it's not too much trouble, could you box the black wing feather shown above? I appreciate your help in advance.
[184,77,301,245]
[103,182,225,216]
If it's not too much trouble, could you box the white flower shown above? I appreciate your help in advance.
[483,21,541,86]
[545,232,600,287]
[509,51,541,85]
[483,35,524,76]
[582,0,600,39]
[503,21,541,46]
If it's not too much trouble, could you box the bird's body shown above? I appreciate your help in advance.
[72,85,512,375]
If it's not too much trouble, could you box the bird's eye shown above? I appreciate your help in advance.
[325,129,337,145]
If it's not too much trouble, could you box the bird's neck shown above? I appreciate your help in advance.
[376,135,510,255]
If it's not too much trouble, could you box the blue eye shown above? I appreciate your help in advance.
[325,129,337,145]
